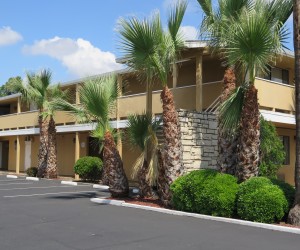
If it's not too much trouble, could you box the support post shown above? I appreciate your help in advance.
[74,132,80,180]
[146,82,153,116]
[173,63,178,88]
[75,84,80,105]
[17,97,21,113]
[196,51,203,112]
[16,136,20,174]
[117,75,123,156]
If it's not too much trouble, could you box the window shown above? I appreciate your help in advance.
[258,67,289,84]
[280,136,290,165]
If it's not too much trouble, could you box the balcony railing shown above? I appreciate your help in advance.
[0,79,294,131]
[255,77,294,113]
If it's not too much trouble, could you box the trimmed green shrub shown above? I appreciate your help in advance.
[170,169,239,217]
[74,156,103,181]
[259,118,285,178]
[237,177,288,223]
[270,178,295,209]
[26,167,38,177]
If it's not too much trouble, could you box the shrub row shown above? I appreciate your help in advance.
[170,170,295,223]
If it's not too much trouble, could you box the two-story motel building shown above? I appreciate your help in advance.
[0,41,296,184]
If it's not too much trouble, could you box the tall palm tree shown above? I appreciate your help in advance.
[288,0,300,226]
[52,75,129,197]
[10,69,66,178]
[200,0,292,182]
[126,113,160,198]
[118,0,187,204]
[197,0,249,175]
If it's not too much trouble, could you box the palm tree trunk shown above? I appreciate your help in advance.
[288,0,300,226]
[37,115,48,178]
[218,68,238,175]
[45,116,58,179]
[103,131,129,198]
[137,159,152,198]
[236,84,260,182]
[159,86,184,205]
[157,148,169,206]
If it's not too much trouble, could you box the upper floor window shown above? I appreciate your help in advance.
[258,66,289,85]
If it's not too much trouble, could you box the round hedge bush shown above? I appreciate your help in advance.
[270,178,295,209]
[237,177,288,223]
[170,169,239,217]
[26,167,38,177]
[74,156,103,181]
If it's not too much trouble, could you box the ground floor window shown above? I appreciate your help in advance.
[280,136,290,165]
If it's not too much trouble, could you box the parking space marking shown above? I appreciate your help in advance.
[0,185,77,191]
[4,190,97,198]
[0,182,34,186]
[0,179,27,182]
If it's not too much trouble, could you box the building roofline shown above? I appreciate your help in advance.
[0,93,21,102]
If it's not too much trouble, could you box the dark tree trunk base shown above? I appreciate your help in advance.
[103,131,129,198]
[288,204,300,226]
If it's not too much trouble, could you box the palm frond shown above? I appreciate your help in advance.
[168,0,187,54]
[50,98,89,123]
[218,86,244,135]
[126,112,153,150]
[131,152,146,179]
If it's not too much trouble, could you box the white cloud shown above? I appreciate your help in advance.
[23,37,123,77]
[180,25,198,40]
[0,26,22,46]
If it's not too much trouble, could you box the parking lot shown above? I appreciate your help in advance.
[0,174,300,250]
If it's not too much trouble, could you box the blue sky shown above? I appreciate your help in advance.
[0,0,294,85]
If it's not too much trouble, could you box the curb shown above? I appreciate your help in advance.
[7,175,18,179]
[90,198,300,235]
[90,198,124,206]
[61,181,78,186]
[26,177,39,181]
[92,184,109,190]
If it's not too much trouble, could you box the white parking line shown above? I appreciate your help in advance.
[6,175,18,179]
[0,182,34,186]
[0,179,27,182]
[0,185,77,191]
[4,190,96,198]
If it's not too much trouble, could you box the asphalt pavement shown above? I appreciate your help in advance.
[0,174,299,250]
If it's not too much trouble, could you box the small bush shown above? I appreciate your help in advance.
[237,177,288,223]
[270,178,295,209]
[74,156,103,181]
[171,169,239,217]
[26,167,38,177]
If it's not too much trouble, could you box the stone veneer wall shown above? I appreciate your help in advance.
[178,109,218,173]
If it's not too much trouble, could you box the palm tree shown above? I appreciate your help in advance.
[288,0,300,226]
[197,0,249,175]
[10,69,66,178]
[126,113,160,198]
[52,75,129,197]
[118,0,187,204]
[199,0,292,181]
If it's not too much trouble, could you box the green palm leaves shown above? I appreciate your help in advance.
[117,0,187,87]
[53,74,119,135]
[126,113,161,185]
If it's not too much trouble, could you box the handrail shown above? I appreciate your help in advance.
[205,95,221,114]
